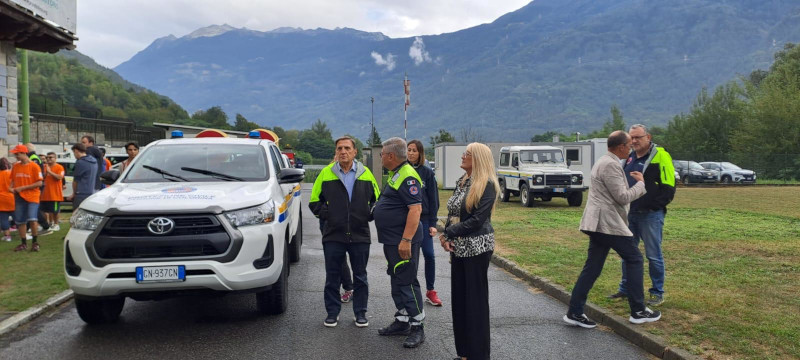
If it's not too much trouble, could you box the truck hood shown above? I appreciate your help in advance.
[519,165,574,175]
[80,182,273,215]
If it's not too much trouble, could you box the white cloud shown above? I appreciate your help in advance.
[75,0,531,68]
[371,51,396,71]
[409,37,432,65]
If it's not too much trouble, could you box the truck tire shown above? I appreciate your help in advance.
[289,211,303,263]
[721,175,731,184]
[499,180,511,202]
[567,192,583,207]
[520,183,533,207]
[75,297,125,324]
[256,243,288,315]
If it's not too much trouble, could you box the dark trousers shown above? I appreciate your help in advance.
[568,232,646,316]
[319,219,352,291]
[420,219,436,290]
[452,251,492,360]
[323,241,370,317]
[383,243,424,324]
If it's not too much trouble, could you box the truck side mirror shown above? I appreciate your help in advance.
[100,170,120,186]
[567,159,572,167]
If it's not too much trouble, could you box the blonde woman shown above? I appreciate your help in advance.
[435,142,500,360]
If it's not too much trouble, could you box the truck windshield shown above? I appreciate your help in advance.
[520,150,564,164]
[124,144,269,183]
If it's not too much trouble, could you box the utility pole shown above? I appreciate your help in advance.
[19,49,30,144]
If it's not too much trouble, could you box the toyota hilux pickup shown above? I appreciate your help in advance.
[64,137,304,324]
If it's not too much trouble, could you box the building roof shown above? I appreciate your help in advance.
[0,0,77,53]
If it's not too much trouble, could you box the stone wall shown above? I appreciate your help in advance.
[0,41,19,158]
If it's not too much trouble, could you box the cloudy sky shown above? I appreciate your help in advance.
[76,0,531,68]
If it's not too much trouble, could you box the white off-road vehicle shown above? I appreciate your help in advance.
[497,146,588,207]
[64,138,304,324]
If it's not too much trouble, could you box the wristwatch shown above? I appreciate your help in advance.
[401,237,412,243]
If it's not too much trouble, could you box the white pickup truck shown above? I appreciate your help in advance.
[497,146,588,207]
[64,137,304,324]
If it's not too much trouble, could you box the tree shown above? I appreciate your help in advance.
[191,106,230,129]
[233,113,261,131]
[430,129,455,148]
[587,105,626,139]
[531,131,567,142]
[297,119,335,160]
[367,127,382,147]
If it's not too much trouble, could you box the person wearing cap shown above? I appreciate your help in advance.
[24,143,52,235]
[9,145,44,252]
[373,137,426,349]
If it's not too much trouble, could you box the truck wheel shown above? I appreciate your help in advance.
[256,244,288,315]
[721,175,731,184]
[75,297,125,324]
[499,181,511,202]
[289,211,303,263]
[567,192,583,207]
[520,183,533,207]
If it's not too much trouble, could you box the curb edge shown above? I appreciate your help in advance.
[0,290,73,337]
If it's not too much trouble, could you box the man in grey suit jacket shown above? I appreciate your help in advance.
[563,131,662,329]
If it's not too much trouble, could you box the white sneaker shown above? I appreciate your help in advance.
[2,236,11,242]
[26,234,32,240]
[51,224,61,232]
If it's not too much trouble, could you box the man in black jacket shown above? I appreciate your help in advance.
[309,137,380,328]
[609,124,676,306]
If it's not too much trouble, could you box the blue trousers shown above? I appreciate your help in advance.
[421,219,436,290]
[569,231,646,316]
[618,210,666,296]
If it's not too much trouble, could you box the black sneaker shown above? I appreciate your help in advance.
[607,291,627,300]
[377,319,411,336]
[562,312,597,329]
[324,315,339,327]
[402,325,425,348]
[354,312,369,327]
[629,307,661,324]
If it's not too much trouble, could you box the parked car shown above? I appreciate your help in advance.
[699,162,756,184]
[64,137,305,324]
[673,160,719,184]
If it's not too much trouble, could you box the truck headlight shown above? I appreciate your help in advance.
[571,175,582,184]
[225,200,275,227]
[535,176,543,184]
[70,209,104,231]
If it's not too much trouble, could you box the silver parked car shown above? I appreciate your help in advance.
[699,162,756,184]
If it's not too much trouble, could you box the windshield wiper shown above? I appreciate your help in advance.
[181,167,245,181]
[142,165,188,182]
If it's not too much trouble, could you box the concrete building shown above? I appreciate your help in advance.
[0,0,77,157]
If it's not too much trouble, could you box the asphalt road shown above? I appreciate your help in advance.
[0,185,648,359]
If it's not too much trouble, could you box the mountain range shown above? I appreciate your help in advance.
[113,0,800,141]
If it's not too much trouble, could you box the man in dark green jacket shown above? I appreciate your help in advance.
[309,137,379,328]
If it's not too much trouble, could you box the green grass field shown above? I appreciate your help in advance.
[438,186,800,359]
[0,219,70,315]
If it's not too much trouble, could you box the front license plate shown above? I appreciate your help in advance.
[136,266,185,283]
[553,188,566,193]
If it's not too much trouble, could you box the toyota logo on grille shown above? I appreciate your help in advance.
[148,217,175,235]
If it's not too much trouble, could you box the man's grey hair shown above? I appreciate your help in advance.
[382,137,407,160]
[629,124,649,134]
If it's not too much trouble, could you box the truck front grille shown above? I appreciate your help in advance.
[544,175,570,186]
